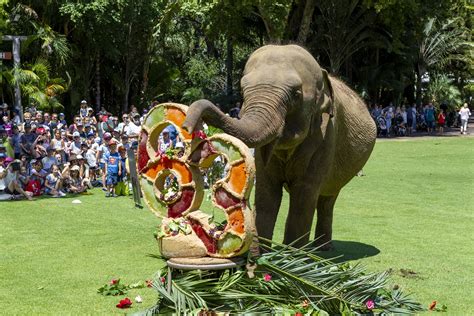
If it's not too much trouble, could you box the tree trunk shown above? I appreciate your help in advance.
[95,53,101,111]
[226,38,233,96]
[297,0,317,44]
[415,64,422,106]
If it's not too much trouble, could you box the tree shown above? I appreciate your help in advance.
[415,17,470,105]
[12,58,69,112]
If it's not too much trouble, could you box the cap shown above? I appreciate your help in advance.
[87,132,95,138]
[113,127,121,133]
[80,142,88,148]
[175,142,184,149]
[46,147,55,152]
[5,157,13,164]
[0,153,6,158]
[103,132,112,140]
[36,127,45,134]
[77,122,83,126]
[71,165,80,171]
[81,100,87,104]
[76,154,84,160]
[59,112,65,116]
[131,141,138,150]
[109,139,117,145]
[121,134,128,139]
[24,123,31,129]
[84,123,91,128]
[73,131,80,137]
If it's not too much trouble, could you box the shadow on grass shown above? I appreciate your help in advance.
[317,240,380,263]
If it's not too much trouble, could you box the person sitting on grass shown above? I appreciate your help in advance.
[44,164,66,197]
[42,147,58,172]
[0,159,33,200]
[66,165,87,194]
[104,139,121,197]
[76,154,92,189]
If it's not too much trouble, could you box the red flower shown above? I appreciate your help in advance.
[429,301,437,311]
[366,300,375,310]
[109,279,118,285]
[192,130,207,140]
[116,297,132,309]
[146,279,153,288]
[263,273,272,282]
[295,313,303,316]
[160,277,166,284]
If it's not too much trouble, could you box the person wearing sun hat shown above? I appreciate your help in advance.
[79,100,89,119]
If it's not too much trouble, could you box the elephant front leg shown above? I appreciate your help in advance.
[284,183,319,247]
[254,152,283,244]
[315,193,339,250]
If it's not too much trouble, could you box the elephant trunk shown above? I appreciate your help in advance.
[182,89,287,148]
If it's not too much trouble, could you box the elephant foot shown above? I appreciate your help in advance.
[314,237,334,251]
[317,241,334,251]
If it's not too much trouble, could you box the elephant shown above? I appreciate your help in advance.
[182,44,376,250]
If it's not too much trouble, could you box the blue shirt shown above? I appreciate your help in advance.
[105,151,120,174]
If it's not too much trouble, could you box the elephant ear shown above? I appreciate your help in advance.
[320,69,334,117]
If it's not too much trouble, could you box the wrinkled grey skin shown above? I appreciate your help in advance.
[183,45,376,249]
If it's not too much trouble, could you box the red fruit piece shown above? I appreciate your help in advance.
[214,187,240,209]
[137,131,150,172]
[168,188,194,218]
[190,220,217,253]
[189,140,217,164]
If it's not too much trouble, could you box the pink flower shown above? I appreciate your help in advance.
[263,273,272,282]
[116,297,132,309]
[366,300,375,310]
[109,279,118,285]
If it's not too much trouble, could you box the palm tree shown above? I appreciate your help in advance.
[415,18,470,105]
[427,74,462,110]
[312,0,390,76]
[12,59,69,112]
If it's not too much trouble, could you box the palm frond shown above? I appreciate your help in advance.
[143,239,425,315]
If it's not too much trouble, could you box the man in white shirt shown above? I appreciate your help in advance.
[459,103,471,135]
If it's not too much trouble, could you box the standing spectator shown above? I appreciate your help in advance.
[1,126,14,158]
[384,107,393,137]
[424,103,435,134]
[69,132,83,156]
[79,100,89,118]
[406,104,417,135]
[115,145,129,196]
[459,103,471,135]
[97,132,111,191]
[58,113,67,129]
[437,109,446,135]
[10,125,22,159]
[229,102,241,118]
[158,129,173,153]
[42,147,58,172]
[20,123,37,157]
[104,139,121,197]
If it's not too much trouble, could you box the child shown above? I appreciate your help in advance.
[437,109,446,135]
[66,165,87,194]
[44,164,66,197]
[104,139,121,197]
[115,145,129,196]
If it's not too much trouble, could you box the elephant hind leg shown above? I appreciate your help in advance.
[315,193,339,251]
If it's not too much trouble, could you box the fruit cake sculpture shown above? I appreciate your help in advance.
[138,103,255,258]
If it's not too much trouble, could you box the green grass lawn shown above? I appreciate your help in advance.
[1,137,473,315]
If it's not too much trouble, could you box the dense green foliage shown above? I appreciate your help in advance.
[0,0,472,116]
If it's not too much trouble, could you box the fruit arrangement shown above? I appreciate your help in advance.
[138,103,255,258]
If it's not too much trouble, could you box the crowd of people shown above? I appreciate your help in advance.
[0,100,145,200]
[369,102,471,137]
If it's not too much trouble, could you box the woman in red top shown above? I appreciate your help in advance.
[437,109,446,134]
